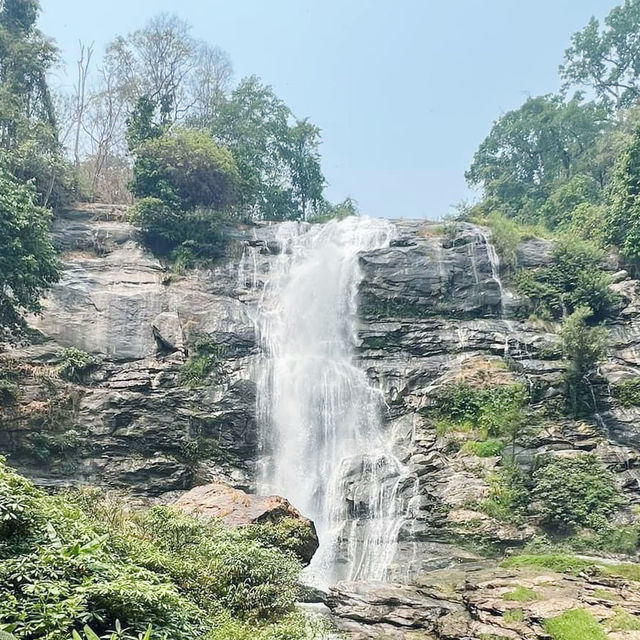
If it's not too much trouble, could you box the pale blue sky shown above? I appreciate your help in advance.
[41,1,618,219]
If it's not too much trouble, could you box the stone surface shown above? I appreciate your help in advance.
[174,482,319,563]
[5,206,640,638]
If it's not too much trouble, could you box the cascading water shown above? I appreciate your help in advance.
[254,216,406,584]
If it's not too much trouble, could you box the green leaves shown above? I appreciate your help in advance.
[0,167,59,334]
[533,455,624,532]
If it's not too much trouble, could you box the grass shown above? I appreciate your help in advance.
[503,608,524,623]
[461,438,505,457]
[543,609,607,640]
[503,586,539,602]
[606,607,640,632]
[501,553,640,582]
[500,554,592,574]
[592,588,619,602]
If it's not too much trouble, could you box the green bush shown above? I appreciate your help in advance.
[612,377,640,407]
[515,235,616,320]
[130,129,239,211]
[461,438,505,458]
[559,306,608,416]
[129,199,229,260]
[532,455,623,531]
[480,463,529,523]
[434,382,527,454]
[57,348,100,383]
[485,212,522,272]
[180,336,223,387]
[0,377,18,406]
[544,608,607,640]
[0,458,319,640]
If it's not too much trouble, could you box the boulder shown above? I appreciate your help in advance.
[174,482,319,563]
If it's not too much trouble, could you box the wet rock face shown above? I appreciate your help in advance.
[5,208,640,628]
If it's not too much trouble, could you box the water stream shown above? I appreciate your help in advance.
[254,217,405,584]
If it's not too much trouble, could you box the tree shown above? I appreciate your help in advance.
[105,13,196,125]
[561,0,640,112]
[210,76,326,220]
[130,128,239,210]
[187,44,233,128]
[466,95,608,222]
[0,168,58,333]
[605,124,640,266]
[0,0,71,206]
[560,305,608,416]
[284,119,325,220]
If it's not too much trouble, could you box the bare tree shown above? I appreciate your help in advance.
[104,13,197,123]
[188,43,233,126]
[73,41,94,168]
[80,65,130,202]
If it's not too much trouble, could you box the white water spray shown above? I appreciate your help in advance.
[254,217,405,584]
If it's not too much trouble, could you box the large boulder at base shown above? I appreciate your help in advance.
[173,483,319,564]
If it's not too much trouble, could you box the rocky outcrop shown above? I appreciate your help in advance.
[5,206,640,637]
[328,561,640,639]
[174,482,319,563]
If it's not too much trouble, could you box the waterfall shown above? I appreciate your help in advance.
[254,216,404,584]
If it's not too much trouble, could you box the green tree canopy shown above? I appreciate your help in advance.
[0,0,70,206]
[466,95,608,222]
[0,168,59,333]
[210,76,325,221]
[605,124,640,264]
[130,128,239,210]
[561,0,640,112]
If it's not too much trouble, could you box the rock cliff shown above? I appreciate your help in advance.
[3,205,640,638]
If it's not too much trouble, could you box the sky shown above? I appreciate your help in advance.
[40,0,620,220]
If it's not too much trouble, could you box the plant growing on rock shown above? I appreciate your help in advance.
[559,306,608,416]
[515,236,615,320]
[180,336,223,387]
[532,454,623,532]
[57,348,100,383]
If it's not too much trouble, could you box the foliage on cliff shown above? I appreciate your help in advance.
[467,0,640,277]
[0,458,325,640]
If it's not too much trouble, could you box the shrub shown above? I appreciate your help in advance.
[461,438,505,458]
[57,348,100,383]
[180,336,223,387]
[129,199,229,260]
[0,377,18,406]
[560,307,608,416]
[480,463,529,523]
[485,211,522,272]
[515,235,616,320]
[544,609,607,640]
[532,455,623,532]
[130,129,239,211]
[612,377,640,407]
[434,382,527,452]
[0,459,318,640]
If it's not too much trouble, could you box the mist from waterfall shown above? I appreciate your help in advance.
[255,216,404,584]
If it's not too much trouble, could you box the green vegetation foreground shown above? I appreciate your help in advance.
[0,458,326,640]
